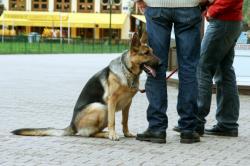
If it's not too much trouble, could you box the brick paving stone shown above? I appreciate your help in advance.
[0,54,250,166]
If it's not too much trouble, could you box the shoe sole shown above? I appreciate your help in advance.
[205,131,238,137]
[173,128,204,137]
[173,128,181,133]
[136,137,166,144]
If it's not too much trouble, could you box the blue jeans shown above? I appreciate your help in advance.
[196,19,241,129]
[144,7,201,132]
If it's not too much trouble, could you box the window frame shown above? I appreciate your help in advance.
[32,0,49,11]
[54,0,71,12]
[77,0,95,13]
[9,0,26,11]
[100,0,121,13]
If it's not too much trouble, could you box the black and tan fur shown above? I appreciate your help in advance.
[11,32,160,141]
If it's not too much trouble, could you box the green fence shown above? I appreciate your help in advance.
[0,36,130,54]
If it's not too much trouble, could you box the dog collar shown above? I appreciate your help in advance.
[121,54,139,89]
[121,53,135,76]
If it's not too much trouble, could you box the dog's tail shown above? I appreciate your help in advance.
[11,126,76,136]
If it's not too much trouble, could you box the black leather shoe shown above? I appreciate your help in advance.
[205,125,238,137]
[196,124,205,136]
[136,130,166,143]
[173,125,204,136]
[173,126,181,132]
[180,131,200,144]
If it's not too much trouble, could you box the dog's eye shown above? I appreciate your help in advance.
[142,50,149,55]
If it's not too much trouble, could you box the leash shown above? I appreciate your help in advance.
[139,68,178,93]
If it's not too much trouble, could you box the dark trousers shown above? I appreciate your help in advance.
[144,7,201,132]
[197,19,241,129]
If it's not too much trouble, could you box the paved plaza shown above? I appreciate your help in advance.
[0,54,250,166]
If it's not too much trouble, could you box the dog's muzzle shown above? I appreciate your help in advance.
[143,64,157,77]
[142,59,160,77]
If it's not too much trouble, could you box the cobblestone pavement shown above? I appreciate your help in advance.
[0,54,250,166]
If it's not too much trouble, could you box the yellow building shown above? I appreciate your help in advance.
[0,0,134,39]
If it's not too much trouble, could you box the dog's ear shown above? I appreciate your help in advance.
[130,32,140,52]
[140,32,148,45]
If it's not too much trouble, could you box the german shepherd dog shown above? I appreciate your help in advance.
[12,32,160,141]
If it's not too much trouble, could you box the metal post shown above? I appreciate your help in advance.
[109,0,113,45]
[60,12,62,44]
[2,14,4,43]
[68,18,70,44]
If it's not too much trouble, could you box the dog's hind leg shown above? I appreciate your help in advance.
[74,103,108,137]
[92,131,109,138]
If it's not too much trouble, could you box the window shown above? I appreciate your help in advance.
[9,0,26,11]
[31,27,44,35]
[101,0,121,13]
[42,4,47,9]
[232,0,250,83]
[100,29,120,40]
[32,0,48,11]
[77,28,94,39]
[54,0,71,12]
[239,0,250,45]
[78,0,94,12]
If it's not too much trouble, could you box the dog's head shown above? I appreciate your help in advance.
[129,32,160,77]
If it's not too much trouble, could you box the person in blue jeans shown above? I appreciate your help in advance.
[195,0,243,137]
[134,0,202,144]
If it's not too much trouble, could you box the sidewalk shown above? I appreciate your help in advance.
[0,54,249,166]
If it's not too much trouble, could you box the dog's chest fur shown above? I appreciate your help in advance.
[116,85,137,111]
[104,56,139,111]
[109,55,140,89]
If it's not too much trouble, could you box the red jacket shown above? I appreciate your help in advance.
[206,0,243,21]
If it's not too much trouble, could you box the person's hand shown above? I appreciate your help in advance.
[135,0,147,14]
[199,0,210,12]
[206,11,214,21]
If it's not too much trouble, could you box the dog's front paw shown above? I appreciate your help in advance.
[124,132,135,137]
[109,131,119,141]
